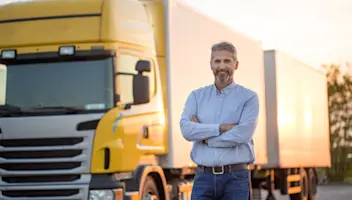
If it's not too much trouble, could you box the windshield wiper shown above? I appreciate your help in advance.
[29,106,85,114]
[0,104,25,116]
[0,104,22,111]
[0,105,86,117]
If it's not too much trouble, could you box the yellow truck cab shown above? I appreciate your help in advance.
[0,0,169,199]
[0,0,330,200]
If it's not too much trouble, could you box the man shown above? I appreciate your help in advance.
[179,41,259,200]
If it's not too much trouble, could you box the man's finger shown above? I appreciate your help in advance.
[191,116,197,122]
[191,115,200,123]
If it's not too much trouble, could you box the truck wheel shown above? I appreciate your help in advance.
[307,169,317,200]
[289,169,309,200]
[141,175,160,200]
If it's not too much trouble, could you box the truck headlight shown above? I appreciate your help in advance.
[59,46,75,56]
[89,190,115,200]
[1,50,16,59]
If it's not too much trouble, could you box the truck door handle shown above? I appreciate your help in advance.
[143,127,149,139]
[136,124,165,151]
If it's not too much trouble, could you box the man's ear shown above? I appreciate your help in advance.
[234,61,239,70]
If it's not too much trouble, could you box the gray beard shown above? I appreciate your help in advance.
[216,74,230,84]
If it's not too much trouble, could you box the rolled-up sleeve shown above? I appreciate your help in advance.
[179,92,220,141]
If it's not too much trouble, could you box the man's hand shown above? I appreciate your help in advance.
[219,124,237,133]
[191,115,200,123]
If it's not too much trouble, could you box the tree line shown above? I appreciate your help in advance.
[324,63,352,182]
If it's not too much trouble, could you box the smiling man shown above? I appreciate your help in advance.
[180,41,259,200]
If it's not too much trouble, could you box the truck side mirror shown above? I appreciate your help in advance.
[133,60,151,105]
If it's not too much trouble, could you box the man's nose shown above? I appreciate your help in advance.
[218,64,226,69]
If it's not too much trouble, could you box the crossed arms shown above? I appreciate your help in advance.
[179,91,259,148]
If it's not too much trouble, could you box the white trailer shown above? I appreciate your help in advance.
[251,49,331,200]
[159,2,331,199]
[263,50,331,169]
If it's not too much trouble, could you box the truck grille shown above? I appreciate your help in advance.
[3,189,79,197]
[0,136,93,200]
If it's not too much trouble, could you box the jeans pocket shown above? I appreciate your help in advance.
[193,169,204,182]
[231,169,249,180]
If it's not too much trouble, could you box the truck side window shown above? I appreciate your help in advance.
[117,54,155,105]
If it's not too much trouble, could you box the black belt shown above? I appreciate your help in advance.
[197,163,248,174]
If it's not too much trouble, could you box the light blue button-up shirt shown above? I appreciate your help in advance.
[179,82,259,167]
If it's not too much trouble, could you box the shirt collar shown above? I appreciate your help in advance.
[214,82,236,95]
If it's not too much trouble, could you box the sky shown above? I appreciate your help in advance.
[1,0,351,71]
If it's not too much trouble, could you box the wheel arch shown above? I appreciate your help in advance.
[125,165,169,200]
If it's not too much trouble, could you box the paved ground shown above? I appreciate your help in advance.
[258,185,352,200]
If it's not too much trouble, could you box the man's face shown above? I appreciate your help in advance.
[210,50,238,84]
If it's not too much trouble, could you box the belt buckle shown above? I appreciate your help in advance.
[212,166,224,175]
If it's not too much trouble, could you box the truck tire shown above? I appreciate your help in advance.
[141,175,160,200]
[307,169,317,200]
[289,169,309,200]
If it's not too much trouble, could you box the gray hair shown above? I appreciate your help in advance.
[211,41,237,61]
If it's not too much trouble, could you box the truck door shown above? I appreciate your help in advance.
[115,48,167,156]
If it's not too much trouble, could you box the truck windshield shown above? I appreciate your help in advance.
[0,58,114,112]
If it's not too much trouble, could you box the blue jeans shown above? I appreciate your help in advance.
[191,168,250,200]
